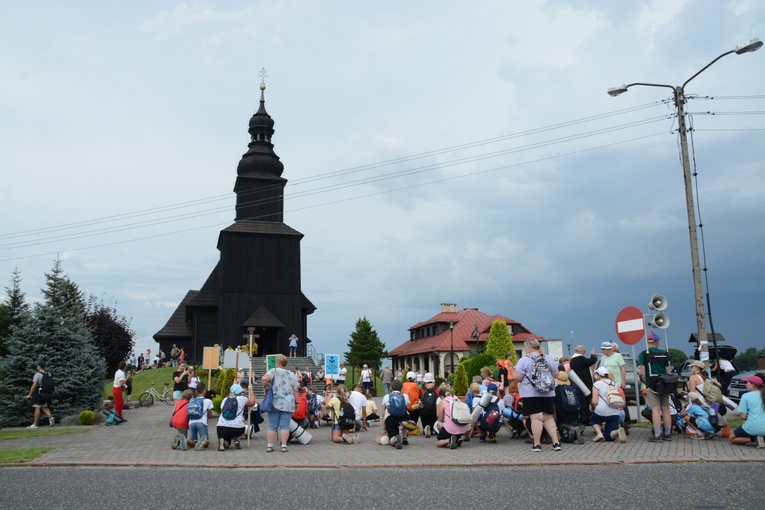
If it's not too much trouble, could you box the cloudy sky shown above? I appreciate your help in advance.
[2,1,764,361]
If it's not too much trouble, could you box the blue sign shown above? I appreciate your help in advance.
[325,354,340,376]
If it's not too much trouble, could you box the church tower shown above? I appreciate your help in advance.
[154,73,315,361]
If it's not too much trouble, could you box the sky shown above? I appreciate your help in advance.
[1,1,764,362]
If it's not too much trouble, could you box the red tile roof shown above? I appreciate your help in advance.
[388,307,543,357]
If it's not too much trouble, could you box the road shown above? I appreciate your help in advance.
[1,463,761,509]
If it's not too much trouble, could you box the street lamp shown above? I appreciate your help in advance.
[431,346,438,378]
[449,321,455,374]
[607,38,762,358]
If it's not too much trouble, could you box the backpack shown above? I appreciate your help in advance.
[337,401,356,430]
[559,425,578,444]
[387,392,408,419]
[221,396,240,421]
[702,378,724,405]
[403,382,420,411]
[307,393,320,415]
[302,373,310,386]
[293,391,309,420]
[478,399,502,432]
[558,385,581,413]
[601,383,625,409]
[186,397,206,420]
[527,355,555,393]
[40,372,55,395]
[420,389,437,417]
[449,398,473,426]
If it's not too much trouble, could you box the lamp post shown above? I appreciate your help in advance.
[607,38,762,359]
[431,346,438,378]
[472,324,480,353]
[449,321,455,374]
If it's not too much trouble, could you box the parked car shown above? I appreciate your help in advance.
[679,359,696,389]
[727,370,765,403]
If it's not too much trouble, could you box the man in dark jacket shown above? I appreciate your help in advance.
[569,345,598,433]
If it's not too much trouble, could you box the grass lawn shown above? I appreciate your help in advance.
[102,366,220,399]
[0,428,90,441]
[0,447,55,464]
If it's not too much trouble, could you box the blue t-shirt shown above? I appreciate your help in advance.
[739,389,765,436]
[686,404,714,434]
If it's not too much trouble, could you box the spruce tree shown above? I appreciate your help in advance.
[0,268,29,356]
[0,260,106,426]
[344,317,387,370]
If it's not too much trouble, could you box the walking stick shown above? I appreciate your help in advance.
[247,331,253,448]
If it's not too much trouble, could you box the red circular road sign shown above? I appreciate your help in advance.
[615,306,645,345]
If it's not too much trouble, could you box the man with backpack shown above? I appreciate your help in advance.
[382,379,411,449]
[25,361,55,429]
[638,333,673,442]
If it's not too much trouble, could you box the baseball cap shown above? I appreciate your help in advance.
[406,371,416,380]
[36,361,46,368]
[595,367,609,377]
[600,341,614,350]
[742,374,764,386]
[689,361,706,369]
[487,383,499,393]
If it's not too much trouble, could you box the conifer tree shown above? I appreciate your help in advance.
[0,260,106,426]
[344,317,387,370]
[0,268,29,357]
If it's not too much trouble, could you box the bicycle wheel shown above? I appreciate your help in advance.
[138,391,154,406]
[161,391,174,405]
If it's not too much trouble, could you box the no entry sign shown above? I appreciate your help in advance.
[615,306,645,345]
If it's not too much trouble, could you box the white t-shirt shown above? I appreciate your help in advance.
[338,367,347,381]
[361,369,372,383]
[113,369,126,388]
[381,392,410,421]
[592,380,621,417]
[216,395,249,428]
[347,390,367,420]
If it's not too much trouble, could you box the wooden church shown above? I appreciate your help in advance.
[153,79,315,363]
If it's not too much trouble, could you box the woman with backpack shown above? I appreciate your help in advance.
[436,384,469,449]
[513,338,562,452]
[589,367,627,443]
[216,383,255,451]
[326,384,359,444]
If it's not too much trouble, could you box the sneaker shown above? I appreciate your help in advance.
[757,436,765,449]
[552,442,562,451]
[27,424,38,429]
[341,435,351,444]
[401,438,409,446]
[576,432,584,445]
[396,433,402,450]
[180,436,188,451]
[172,434,181,449]
[463,432,471,442]
[389,436,397,448]
[648,435,662,443]
[456,436,463,448]
[195,435,207,451]
[49,417,55,427]
[353,433,360,444]
[202,438,209,449]
[531,444,541,452]
[479,434,486,442]
[489,433,497,444]
[218,438,226,451]
[233,439,241,449]
[661,434,672,442]
[618,427,627,443]
[424,425,431,438]
[592,433,604,443]
[449,435,458,449]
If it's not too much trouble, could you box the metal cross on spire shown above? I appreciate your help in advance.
[258,67,269,90]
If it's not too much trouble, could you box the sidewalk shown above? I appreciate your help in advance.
[2,398,764,468]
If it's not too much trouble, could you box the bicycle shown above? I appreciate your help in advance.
[138,382,174,406]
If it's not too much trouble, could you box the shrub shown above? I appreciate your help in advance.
[461,353,496,381]
[78,410,95,425]
[453,362,469,396]
[211,395,223,414]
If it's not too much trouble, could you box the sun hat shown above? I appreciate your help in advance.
[600,341,614,350]
[595,367,609,377]
[689,360,706,369]
[555,372,570,385]
[230,384,244,395]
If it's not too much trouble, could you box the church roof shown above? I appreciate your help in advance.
[153,290,197,340]
[219,219,304,237]
[243,306,285,328]
[187,263,220,308]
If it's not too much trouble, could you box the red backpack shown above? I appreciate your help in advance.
[292,391,309,420]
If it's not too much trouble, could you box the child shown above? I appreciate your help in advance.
[436,384,469,449]
[681,391,716,440]
[502,380,525,438]
[365,391,380,426]
[187,382,213,450]
[471,383,505,443]
[171,389,193,450]
[103,401,124,426]
[124,370,134,402]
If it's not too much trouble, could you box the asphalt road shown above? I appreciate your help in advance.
[1,463,761,510]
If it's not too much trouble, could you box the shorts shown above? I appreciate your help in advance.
[436,426,453,441]
[267,409,292,432]
[32,394,51,408]
[732,426,759,442]
[645,389,670,408]
[384,414,405,438]
[217,425,245,442]
[521,397,555,416]
[173,390,183,400]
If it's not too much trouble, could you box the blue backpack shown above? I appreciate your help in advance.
[558,384,581,413]
[221,396,240,421]
[186,397,205,420]
[387,392,408,418]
